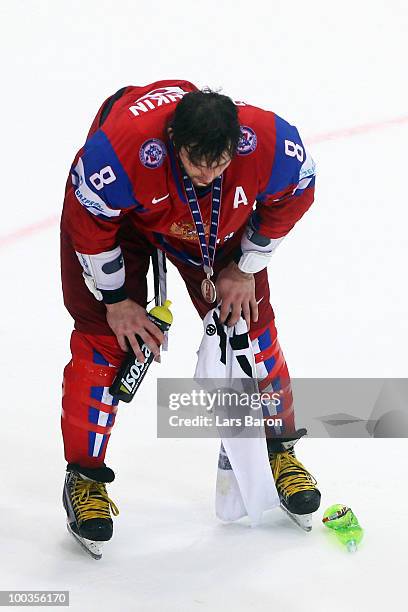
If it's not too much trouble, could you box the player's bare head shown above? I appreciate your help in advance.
[170,89,241,168]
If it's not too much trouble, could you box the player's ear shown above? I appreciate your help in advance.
[167,126,174,139]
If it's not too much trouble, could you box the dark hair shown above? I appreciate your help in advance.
[171,89,241,166]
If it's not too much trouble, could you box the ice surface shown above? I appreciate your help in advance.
[0,1,407,610]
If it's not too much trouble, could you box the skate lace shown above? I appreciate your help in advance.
[72,479,119,524]
[271,451,317,498]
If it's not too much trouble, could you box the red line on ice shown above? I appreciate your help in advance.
[306,114,408,144]
[1,114,407,248]
[0,215,59,248]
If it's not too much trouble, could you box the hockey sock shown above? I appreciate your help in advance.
[62,331,124,467]
[249,320,295,437]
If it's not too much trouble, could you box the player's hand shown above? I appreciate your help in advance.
[215,260,258,329]
[105,299,164,362]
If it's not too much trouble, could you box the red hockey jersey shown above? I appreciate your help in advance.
[61,79,315,274]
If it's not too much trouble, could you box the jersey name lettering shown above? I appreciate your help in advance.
[129,87,189,117]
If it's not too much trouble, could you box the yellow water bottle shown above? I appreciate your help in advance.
[109,300,173,402]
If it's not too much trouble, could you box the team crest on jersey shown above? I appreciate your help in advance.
[170,220,209,241]
[139,139,167,169]
[237,126,257,156]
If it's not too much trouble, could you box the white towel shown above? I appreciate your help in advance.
[194,307,279,526]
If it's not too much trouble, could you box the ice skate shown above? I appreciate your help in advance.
[63,463,119,559]
[267,429,321,532]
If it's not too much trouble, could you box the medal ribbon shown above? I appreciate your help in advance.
[181,172,223,275]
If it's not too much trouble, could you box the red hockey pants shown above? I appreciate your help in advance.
[61,225,295,468]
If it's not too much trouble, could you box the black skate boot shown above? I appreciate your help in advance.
[267,429,321,531]
[63,463,119,559]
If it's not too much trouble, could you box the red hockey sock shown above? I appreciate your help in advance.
[250,320,295,436]
[61,331,125,468]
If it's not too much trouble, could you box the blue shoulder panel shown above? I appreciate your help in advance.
[72,129,146,217]
[257,114,306,201]
[82,130,137,209]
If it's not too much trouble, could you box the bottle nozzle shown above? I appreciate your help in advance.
[148,299,173,324]
[346,540,357,553]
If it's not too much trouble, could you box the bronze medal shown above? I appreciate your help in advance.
[201,276,217,303]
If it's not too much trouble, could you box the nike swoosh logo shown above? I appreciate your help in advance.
[152,194,170,204]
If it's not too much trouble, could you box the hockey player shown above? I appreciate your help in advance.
[60,80,320,558]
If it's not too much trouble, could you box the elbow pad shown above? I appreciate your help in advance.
[238,225,284,274]
[76,246,126,302]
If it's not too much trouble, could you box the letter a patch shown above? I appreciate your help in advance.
[233,186,249,209]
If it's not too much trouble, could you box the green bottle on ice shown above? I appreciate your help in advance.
[322,504,364,552]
